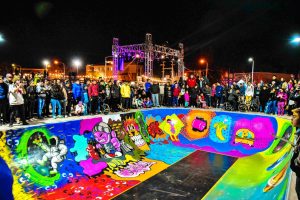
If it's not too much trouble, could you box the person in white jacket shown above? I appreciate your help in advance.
[8,80,28,127]
[245,81,254,104]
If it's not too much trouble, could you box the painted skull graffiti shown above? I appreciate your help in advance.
[124,118,150,151]
[93,122,122,158]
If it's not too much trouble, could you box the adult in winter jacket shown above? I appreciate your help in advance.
[88,80,99,114]
[26,81,36,120]
[8,80,28,126]
[259,85,270,112]
[150,81,160,107]
[36,81,46,119]
[50,81,63,118]
[111,80,121,112]
[72,80,82,104]
[0,76,9,125]
[187,74,197,89]
[121,81,131,110]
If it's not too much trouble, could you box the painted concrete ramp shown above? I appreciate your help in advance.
[0,109,295,199]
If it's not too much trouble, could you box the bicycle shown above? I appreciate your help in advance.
[99,96,110,115]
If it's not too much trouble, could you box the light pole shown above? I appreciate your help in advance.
[200,59,208,77]
[0,33,5,44]
[72,59,82,76]
[248,57,254,84]
[290,34,300,46]
[43,59,50,78]
[54,60,66,79]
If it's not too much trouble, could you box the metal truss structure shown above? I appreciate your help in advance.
[112,33,184,79]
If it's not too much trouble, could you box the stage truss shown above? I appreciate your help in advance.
[112,33,184,79]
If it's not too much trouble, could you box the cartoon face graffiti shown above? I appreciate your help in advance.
[124,118,150,151]
[93,122,122,158]
[233,129,255,147]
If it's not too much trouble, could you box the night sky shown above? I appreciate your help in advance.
[0,0,299,74]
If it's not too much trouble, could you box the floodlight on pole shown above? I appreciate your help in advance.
[199,58,208,77]
[72,59,82,75]
[290,34,300,46]
[43,59,50,77]
[248,57,254,84]
[0,33,5,43]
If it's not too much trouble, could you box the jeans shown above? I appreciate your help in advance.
[152,94,159,106]
[277,102,285,115]
[296,177,300,200]
[265,100,277,114]
[51,99,61,117]
[10,104,26,125]
[38,98,45,117]
[122,98,130,109]
[173,96,178,106]
[205,95,211,107]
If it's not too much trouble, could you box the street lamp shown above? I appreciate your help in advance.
[248,57,254,84]
[0,33,5,43]
[290,34,300,46]
[199,59,208,77]
[54,60,66,78]
[43,59,50,78]
[72,59,82,75]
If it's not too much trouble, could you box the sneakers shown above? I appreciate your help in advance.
[53,116,57,119]
[22,122,29,125]
[57,115,64,118]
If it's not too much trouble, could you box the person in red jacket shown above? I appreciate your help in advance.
[88,80,99,114]
[187,74,197,89]
[173,84,181,106]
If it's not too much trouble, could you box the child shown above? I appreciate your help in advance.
[146,97,153,108]
[75,101,85,116]
[199,93,207,108]
[277,88,287,116]
[184,90,190,107]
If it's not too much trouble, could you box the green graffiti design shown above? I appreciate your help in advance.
[135,111,150,143]
[16,128,60,186]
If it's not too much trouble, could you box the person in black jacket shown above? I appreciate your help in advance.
[0,76,9,125]
[259,85,270,113]
[290,108,300,199]
[50,80,63,119]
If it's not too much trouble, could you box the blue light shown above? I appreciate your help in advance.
[0,34,5,43]
[290,34,300,46]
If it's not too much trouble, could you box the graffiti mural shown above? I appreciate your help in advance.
[0,109,295,200]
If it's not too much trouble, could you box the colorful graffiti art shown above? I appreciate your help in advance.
[0,109,295,200]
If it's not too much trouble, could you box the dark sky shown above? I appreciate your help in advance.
[0,0,299,74]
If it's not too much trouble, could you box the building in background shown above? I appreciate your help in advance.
[86,62,143,81]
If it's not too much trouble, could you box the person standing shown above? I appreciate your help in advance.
[50,80,63,119]
[159,83,165,106]
[72,79,82,106]
[26,81,36,120]
[8,80,28,126]
[110,80,121,112]
[215,82,223,108]
[145,79,152,98]
[88,80,99,115]
[121,81,131,111]
[150,81,160,107]
[36,81,46,119]
[0,76,8,125]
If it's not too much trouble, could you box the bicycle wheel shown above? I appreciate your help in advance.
[102,104,110,115]
[224,102,233,111]
[238,104,247,112]
[251,104,259,112]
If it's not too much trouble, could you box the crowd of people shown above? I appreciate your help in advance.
[0,72,300,127]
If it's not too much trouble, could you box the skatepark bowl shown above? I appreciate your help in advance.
[0,108,295,200]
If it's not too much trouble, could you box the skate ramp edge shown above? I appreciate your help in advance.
[0,109,295,200]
